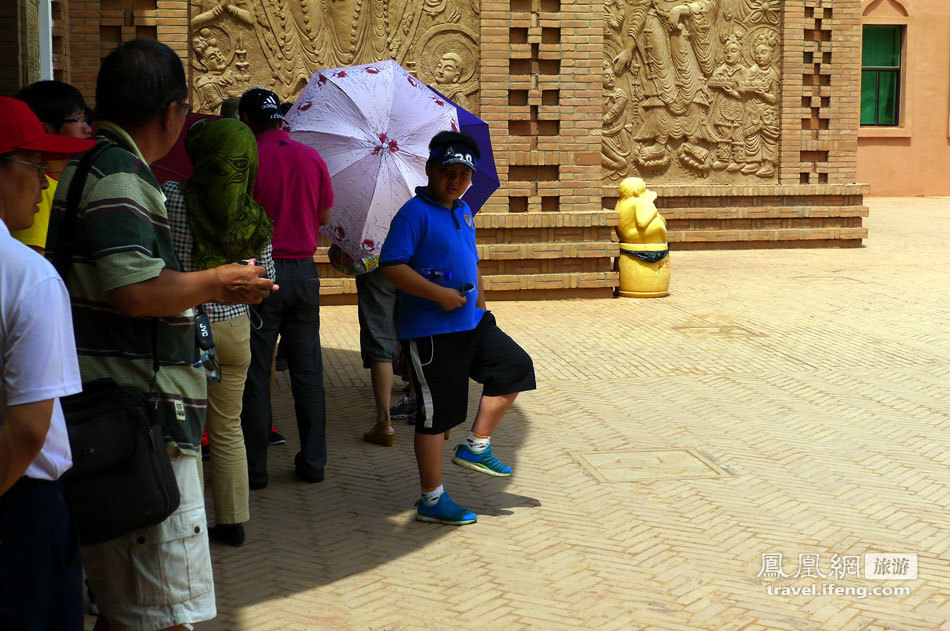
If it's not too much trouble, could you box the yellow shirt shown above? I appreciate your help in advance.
[12,174,58,251]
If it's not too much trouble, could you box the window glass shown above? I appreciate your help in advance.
[862,25,901,68]
[876,71,899,126]
[860,25,902,126]
[860,70,879,126]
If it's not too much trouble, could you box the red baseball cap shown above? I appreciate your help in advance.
[0,96,96,157]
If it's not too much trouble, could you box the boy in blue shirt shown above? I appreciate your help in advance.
[380,131,535,525]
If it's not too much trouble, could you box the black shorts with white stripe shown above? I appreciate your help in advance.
[403,311,536,435]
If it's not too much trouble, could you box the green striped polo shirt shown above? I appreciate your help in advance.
[46,121,206,455]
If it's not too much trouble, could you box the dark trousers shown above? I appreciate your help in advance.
[242,258,327,484]
[0,477,83,631]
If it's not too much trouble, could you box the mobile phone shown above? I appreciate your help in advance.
[458,282,476,296]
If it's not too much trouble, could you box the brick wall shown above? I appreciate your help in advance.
[480,0,602,215]
[462,0,618,300]
[65,0,190,106]
[780,0,862,186]
[36,0,868,301]
[66,0,101,100]
[156,0,189,91]
[51,0,69,81]
[0,1,22,95]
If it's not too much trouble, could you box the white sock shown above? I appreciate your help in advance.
[466,432,491,453]
[421,484,444,505]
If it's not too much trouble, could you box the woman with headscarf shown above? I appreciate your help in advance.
[163,117,275,547]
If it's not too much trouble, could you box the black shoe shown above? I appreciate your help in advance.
[249,473,268,490]
[209,523,245,547]
[268,431,286,446]
[294,467,324,483]
[389,393,417,423]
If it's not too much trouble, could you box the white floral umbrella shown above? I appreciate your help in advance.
[286,60,460,260]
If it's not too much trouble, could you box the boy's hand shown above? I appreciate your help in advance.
[436,286,467,311]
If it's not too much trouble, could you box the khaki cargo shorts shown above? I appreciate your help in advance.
[82,451,216,631]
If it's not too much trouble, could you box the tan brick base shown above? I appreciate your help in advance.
[604,183,869,251]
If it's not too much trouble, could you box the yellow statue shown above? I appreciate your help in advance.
[614,177,670,298]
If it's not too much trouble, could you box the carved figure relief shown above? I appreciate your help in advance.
[603,0,783,183]
[738,29,779,178]
[417,24,479,111]
[602,60,634,176]
[192,26,252,113]
[189,0,481,114]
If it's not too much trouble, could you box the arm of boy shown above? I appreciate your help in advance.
[381,264,467,311]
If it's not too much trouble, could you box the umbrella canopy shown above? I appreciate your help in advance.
[286,60,459,260]
[428,87,500,214]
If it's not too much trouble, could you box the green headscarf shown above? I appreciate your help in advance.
[183,118,273,270]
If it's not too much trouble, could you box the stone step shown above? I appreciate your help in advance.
[653,205,869,220]
[601,182,870,197]
[477,241,618,260]
[669,226,868,244]
[320,277,357,295]
[483,271,619,292]
[319,271,620,302]
[315,210,621,297]
[474,210,619,228]
[315,241,619,265]
[313,210,620,263]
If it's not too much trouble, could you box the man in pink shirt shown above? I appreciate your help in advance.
[239,88,334,488]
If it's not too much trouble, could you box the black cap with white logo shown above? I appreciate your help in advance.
[239,87,285,124]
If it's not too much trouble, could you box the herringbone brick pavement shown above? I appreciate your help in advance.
[85,199,950,631]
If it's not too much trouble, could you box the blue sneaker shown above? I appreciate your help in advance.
[416,492,477,525]
[452,443,512,477]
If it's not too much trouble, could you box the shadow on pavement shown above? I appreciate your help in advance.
[197,345,534,629]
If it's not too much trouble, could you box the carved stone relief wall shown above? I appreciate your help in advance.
[188,0,480,114]
[603,0,783,184]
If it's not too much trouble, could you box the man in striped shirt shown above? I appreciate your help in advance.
[45,40,274,631]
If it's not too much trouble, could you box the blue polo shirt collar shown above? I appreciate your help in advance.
[415,186,465,211]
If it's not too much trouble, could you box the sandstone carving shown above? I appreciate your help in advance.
[602,60,634,176]
[603,0,783,183]
[738,29,779,178]
[191,26,251,113]
[417,23,479,112]
[189,0,480,114]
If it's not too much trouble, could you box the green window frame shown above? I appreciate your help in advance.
[861,25,903,126]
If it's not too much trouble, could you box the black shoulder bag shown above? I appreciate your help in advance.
[53,142,181,546]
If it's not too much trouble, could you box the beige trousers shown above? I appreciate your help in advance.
[206,315,251,524]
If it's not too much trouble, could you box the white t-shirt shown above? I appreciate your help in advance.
[0,220,81,481]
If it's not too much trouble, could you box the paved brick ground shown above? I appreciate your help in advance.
[86,198,950,631]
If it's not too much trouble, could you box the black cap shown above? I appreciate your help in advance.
[239,87,284,124]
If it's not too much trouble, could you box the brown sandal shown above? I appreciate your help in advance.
[363,420,395,447]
